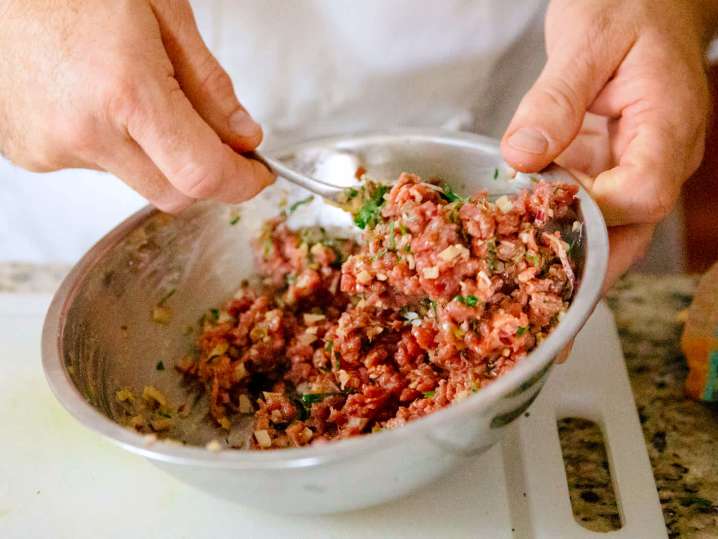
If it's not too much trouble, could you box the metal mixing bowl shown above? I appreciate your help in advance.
[42,129,608,514]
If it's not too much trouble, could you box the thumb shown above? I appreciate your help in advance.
[501,14,630,172]
[150,0,262,151]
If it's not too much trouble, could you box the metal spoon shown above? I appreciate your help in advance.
[249,151,346,200]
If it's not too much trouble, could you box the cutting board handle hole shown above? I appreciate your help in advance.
[558,417,622,532]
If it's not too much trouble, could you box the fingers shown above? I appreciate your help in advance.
[122,75,274,204]
[95,137,194,214]
[591,118,684,226]
[149,0,262,151]
[603,223,655,292]
[554,113,616,177]
[501,5,634,172]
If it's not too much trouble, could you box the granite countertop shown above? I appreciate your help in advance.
[2,263,717,536]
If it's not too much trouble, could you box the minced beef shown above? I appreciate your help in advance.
[176,173,579,449]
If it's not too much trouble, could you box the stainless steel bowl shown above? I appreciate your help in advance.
[42,129,609,514]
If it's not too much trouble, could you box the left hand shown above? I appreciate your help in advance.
[501,0,715,290]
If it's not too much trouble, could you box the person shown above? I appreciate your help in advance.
[0,0,714,288]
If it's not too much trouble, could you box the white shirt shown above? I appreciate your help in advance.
[0,0,547,262]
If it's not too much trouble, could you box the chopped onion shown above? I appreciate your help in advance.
[233,362,247,382]
[422,266,439,279]
[438,244,469,262]
[406,254,416,270]
[356,270,373,285]
[298,332,317,346]
[205,439,222,452]
[303,313,326,325]
[478,270,492,287]
[152,305,172,324]
[495,195,513,213]
[142,385,168,408]
[254,430,272,448]
[238,394,253,414]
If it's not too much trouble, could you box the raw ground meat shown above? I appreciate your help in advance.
[176,173,579,449]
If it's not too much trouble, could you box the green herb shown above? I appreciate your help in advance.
[301,392,343,405]
[423,390,435,399]
[440,183,466,203]
[263,239,274,257]
[229,215,240,225]
[354,185,389,229]
[530,176,540,184]
[487,239,497,272]
[155,360,165,371]
[288,196,314,214]
[399,223,408,235]
[157,410,172,418]
[455,295,479,307]
[346,187,359,200]
[525,252,540,268]
[210,308,220,321]
[493,168,499,180]
[403,244,412,253]
[158,288,176,306]
[388,222,396,250]
[430,300,438,318]
[516,326,528,336]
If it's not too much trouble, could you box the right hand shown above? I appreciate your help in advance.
[0,0,274,212]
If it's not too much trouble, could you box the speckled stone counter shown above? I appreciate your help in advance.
[2,264,716,536]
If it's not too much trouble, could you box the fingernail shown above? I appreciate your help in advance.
[229,109,260,138]
[507,128,549,155]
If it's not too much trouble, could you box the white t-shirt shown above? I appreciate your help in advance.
[0,0,547,262]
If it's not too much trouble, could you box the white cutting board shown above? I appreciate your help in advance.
[0,294,665,539]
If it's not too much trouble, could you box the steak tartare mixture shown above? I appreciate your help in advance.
[177,173,579,449]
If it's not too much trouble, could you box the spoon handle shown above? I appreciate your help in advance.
[248,151,345,200]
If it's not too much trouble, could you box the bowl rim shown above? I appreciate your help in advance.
[41,128,609,469]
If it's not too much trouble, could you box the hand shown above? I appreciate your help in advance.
[501,0,715,289]
[0,0,274,212]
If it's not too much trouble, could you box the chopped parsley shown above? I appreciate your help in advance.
[440,183,466,203]
[300,392,343,405]
[525,252,540,268]
[516,326,528,336]
[388,222,396,250]
[346,187,359,200]
[229,214,241,225]
[288,196,314,214]
[155,360,165,371]
[210,308,220,321]
[487,239,497,272]
[493,167,499,180]
[354,184,390,229]
[455,295,479,307]
[423,390,435,399]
